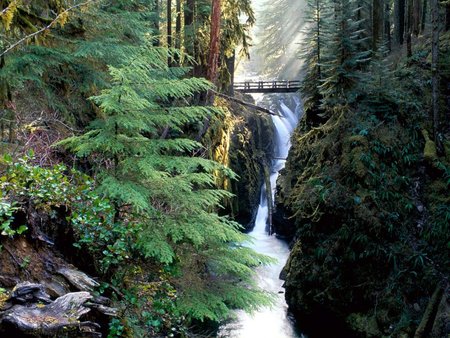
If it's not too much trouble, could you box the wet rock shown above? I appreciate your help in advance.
[0,275,19,288]
[10,282,52,304]
[57,268,99,291]
[41,277,71,298]
[1,292,100,336]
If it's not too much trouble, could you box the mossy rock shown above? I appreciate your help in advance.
[422,129,438,163]
[347,313,383,337]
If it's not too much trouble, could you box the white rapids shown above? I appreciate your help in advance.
[218,100,306,338]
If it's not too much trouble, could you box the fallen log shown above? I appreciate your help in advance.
[57,268,100,292]
[211,90,281,117]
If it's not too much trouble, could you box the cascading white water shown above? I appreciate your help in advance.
[218,100,305,338]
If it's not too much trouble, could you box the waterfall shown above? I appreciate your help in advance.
[218,99,305,338]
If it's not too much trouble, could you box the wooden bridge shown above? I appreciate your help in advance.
[233,80,300,94]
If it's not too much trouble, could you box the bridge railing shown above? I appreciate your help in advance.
[234,80,301,91]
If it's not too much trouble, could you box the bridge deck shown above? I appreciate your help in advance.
[234,80,300,93]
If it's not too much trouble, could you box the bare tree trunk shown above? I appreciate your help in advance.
[406,0,413,57]
[175,0,181,50]
[317,0,322,78]
[446,3,450,31]
[372,0,383,50]
[421,0,427,33]
[412,0,421,35]
[167,0,172,49]
[385,0,392,51]
[172,0,181,66]
[153,0,160,46]
[197,0,221,141]
[225,51,235,95]
[184,0,195,55]
[207,0,221,83]
[394,0,405,45]
[431,0,440,145]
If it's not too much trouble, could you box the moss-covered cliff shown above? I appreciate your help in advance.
[279,41,450,337]
[206,94,274,230]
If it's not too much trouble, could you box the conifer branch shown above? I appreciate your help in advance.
[0,0,102,58]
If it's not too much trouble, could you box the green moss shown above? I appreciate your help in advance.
[0,289,9,310]
[444,140,450,163]
[347,313,383,337]
[204,94,274,226]
[422,129,438,163]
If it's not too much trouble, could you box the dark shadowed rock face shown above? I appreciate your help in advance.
[219,94,274,230]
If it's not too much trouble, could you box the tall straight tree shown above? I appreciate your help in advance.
[394,0,406,45]
[412,0,421,35]
[300,0,331,117]
[175,0,182,51]
[167,0,173,49]
[431,0,440,145]
[319,0,370,110]
[207,0,221,83]
[385,0,392,50]
[406,0,413,57]
[373,0,384,50]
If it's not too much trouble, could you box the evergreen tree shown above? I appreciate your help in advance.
[59,42,273,321]
[0,0,159,124]
[319,0,371,111]
[300,0,332,120]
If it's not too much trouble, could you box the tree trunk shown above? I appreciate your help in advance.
[184,0,195,56]
[175,0,181,50]
[0,55,12,106]
[317,0,321,79]
[431,0,440,145]
[207,0,221,83]
[412,0,421,35]
[421,0,427,33]
[173,0,181,65]
[406,0,413,57]
[167,0,172,49]
[197,0,221,141]
[385,0,392,51]
[446,3,450,31]
[153,0,160,46]
[394,0,405,45]
[372,0,383,50]
[225,51,235,95]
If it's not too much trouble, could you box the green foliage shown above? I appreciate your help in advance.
[59,41,272,323]
[110,274,189,337]
[0,200,20,236]
[318,0,370,110]
[0,153,133,271]
[283,8,450,334]
[70,185,141,272]
[0,0,160,124]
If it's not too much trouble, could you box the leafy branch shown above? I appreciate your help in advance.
[0,0,102,58]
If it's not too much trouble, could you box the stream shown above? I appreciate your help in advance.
[218,97,305,338]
